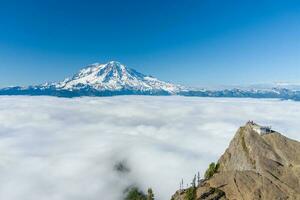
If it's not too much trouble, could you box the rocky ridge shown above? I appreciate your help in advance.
[172,122,300,200]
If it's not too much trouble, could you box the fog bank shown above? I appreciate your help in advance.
[0,96,299,199]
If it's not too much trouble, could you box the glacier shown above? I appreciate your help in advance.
[1,61,300,100]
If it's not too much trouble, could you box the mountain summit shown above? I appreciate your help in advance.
[172,122,300,200]
[53,61,181,93]
[0,61,182,97]
[3,61,300,100]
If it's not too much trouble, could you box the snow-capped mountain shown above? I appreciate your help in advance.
[1,60,300,101]
[53,61,182,93]
[0,61,183,97]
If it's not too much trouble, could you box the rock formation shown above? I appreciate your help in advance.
[172,122,300,200]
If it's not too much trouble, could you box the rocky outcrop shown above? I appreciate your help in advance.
[172,122,300,200]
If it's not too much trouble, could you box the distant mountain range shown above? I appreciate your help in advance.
[1,61,300,100]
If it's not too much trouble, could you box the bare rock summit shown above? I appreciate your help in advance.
[172,122,300,200]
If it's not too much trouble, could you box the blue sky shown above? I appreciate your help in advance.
[0,0,300,87]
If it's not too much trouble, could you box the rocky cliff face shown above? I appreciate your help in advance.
[172,122,300,200]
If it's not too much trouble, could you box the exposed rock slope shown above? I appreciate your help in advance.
[172,122,300,200]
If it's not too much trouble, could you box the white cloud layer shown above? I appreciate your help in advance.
[0,96,299,200]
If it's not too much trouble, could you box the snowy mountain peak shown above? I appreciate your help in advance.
[53,61,182,94]
[2,61,300,100]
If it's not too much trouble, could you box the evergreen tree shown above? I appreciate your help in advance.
[180,180,182,191]
[204,162,220,179]
[184,186,196,200]
[191,175,196,188]
[147,188,154,200]
[124,187,147,200]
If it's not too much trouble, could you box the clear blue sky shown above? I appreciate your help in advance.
[1,0,300,87]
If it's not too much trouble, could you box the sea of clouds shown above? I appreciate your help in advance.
[0,96,300,200]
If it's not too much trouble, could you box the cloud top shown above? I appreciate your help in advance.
[0,96,299,200]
